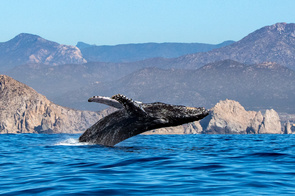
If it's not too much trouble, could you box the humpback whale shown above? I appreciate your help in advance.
[79,94,209,146]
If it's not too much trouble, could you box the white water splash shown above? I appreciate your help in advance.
[54,138,92,146]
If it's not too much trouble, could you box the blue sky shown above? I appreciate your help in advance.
[1,0,294,46]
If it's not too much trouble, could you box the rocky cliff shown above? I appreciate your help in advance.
[284,121,295,134]
[257,109,282,134]
[201,100,282,134]
[0,75,106,134]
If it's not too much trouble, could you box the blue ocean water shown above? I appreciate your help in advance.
[1,134,295,195]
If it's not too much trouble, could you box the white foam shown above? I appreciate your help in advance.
[54,138,92,146]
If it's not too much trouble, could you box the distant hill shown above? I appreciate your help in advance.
[77,41,234,63]
[146,23,295,70]
[54,60,295,113]
[76,42,93,49]
[0,33,86,71]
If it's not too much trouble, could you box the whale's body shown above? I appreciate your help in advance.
[79,94,209,146]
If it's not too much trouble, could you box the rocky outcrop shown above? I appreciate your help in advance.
[201,99,283,134]
[284,121,292,134]
[201,100,257,134]
[246,111,264,134]
[258,109,282,134]
[0,75,107,134]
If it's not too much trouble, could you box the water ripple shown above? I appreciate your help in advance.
[1,134,295,195]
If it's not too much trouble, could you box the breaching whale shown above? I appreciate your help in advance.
[79,94,209,146]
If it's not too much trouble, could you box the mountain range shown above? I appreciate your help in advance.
[149,22,295,70]
[2,22,295,115]
[77,41,234,63]
[1,23,295,72]
[0,33,233,72]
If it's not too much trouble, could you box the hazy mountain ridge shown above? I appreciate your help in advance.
[2,22,295,72]
[148,23,295,70]
[0,32,234,72]
[0,33,86,71]
[77,41,235,63]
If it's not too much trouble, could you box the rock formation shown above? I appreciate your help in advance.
[0,75,105,134]
[258,109,282,134]
[201,100,257,134]
[246,111,264,134]
[201,99,283,134]
[284,121,292,134]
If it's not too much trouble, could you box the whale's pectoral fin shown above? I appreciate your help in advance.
[88,96,123,109]
[111,94,147,116]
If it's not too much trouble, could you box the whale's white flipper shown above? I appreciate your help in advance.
[88,96,123,109]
